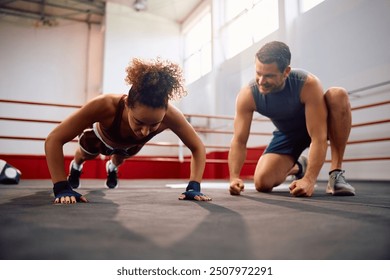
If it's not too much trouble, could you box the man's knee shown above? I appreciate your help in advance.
[254,176,274,193]
[325,87,350,108]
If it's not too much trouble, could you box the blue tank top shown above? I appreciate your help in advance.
[250,69,308,135]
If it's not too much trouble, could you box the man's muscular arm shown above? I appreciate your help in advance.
[228,86,256,195]
[289,75,328,197]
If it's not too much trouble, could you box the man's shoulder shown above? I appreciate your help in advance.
[241,80,257,94]
[290,68,320,82]
[238,83,256,100]
[236,84,257,112]
[289,68,310,80]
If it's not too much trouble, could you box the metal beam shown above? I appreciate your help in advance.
[0,0,104,24]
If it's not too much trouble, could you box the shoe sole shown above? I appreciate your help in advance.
[105,182,119,189]
[326,185,355,196]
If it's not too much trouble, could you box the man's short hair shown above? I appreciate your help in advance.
[256,41,291,72]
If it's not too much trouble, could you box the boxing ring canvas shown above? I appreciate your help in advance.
[0,179,389,260]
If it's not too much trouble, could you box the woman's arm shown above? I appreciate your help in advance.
[45,95,114,183]
[163,104,206,182]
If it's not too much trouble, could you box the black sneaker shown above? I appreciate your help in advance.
[67,160,82,189]
[105,161,118,189]
[326,170,355,196]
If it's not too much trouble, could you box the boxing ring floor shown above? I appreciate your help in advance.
[0,179,389,260]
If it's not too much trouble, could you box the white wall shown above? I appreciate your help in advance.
[0,16,104,155]
[102,2,182,94]
[0,18,103,104]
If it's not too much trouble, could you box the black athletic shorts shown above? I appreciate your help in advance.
[263,130,311,162]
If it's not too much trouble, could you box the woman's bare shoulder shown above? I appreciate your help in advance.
[77,94,125,123]
[86,94,124,110]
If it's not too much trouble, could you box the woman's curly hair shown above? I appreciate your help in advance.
[125,58,187,109]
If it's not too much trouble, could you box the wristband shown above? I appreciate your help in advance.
[186,180,201,192]
[53,180,82,201]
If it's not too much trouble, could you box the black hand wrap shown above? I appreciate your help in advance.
[186,181,201,192]
[53,180,82,201]
[182,181,203,200]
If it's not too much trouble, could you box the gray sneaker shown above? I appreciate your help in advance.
[294,155,308,180]
[326,170,355,196]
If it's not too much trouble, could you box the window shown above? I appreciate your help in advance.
[183,12,212,84]
[225,0,252,22]
[300,0,325,13]
[223,0,279,59]
[251,0,279,42]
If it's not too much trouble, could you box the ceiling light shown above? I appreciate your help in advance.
[133,0,147,12]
